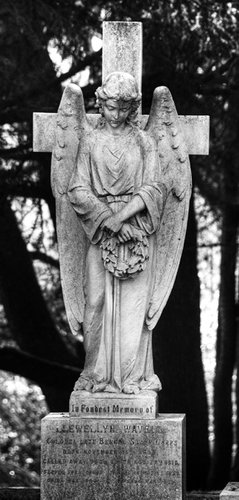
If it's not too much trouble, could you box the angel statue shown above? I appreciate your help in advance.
[51,71,191,395]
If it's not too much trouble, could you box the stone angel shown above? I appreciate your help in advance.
[51,71,191,395]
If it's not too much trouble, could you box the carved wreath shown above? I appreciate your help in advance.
[100,232,149,280]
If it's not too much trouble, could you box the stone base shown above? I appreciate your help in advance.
[69,389,158,419]
[41,411,185,500]
[220,483,239,499]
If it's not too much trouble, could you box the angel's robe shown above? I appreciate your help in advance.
[68,125,166,393]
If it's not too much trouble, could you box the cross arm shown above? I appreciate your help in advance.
[33,112,210,155]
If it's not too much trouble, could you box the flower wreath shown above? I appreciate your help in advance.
[100,231,149,280]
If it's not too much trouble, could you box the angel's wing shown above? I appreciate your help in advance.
[51,84,92,335]
[145,86,192,330]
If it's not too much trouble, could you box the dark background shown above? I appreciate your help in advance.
[0,0,239,491]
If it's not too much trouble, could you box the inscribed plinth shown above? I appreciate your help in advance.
[69,389,158,419]
[41,394,185,500]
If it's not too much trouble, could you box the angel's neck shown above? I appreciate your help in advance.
[104,122,131,137]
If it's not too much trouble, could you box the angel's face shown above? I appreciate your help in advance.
[102,99,131,130]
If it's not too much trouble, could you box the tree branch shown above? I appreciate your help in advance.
[0,184,48,199]
[0,346,81,387]
[30,251,59,268]
[0,147,34,160]
[57,49,102,85]
[1,50,101,114]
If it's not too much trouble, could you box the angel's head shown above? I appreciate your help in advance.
[95,72,141,128]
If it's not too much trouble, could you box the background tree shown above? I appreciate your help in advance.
[185,4,239,488]
[1,0,239,490]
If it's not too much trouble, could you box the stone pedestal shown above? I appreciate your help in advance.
[41,392,185,500]
[69,389,158,419]
[220,483,239,498]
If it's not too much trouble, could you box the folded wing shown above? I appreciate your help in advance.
[51,84,92,335]
[145,86,192,330]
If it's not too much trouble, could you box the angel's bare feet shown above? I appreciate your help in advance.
[92,382,107,393]
[74,376,92,391]
[104,384,120,393]
[140,374,162,392]
[123,384,140,395]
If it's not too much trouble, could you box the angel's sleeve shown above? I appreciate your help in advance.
[134,134,167,235]
[68,148,112,244]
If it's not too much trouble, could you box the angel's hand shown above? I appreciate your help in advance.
[118,224,143,243]
[130,226,143,242]
[118,223,134,243]
[103,214,123,233]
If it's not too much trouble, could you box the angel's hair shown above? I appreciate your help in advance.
[95,72,141,125]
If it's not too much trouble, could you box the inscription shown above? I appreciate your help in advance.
[43,473,174,500]
[69,392,158,419]
[71,403,154,415]
[41,415,185,500]
[50,421,179,443]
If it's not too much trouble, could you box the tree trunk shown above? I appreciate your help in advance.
[153,194,210,490]
[0,346,81,411]
[208,204,238,488]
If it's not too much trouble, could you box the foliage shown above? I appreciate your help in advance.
[0,371,47,486]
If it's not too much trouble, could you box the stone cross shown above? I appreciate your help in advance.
[33,21,209,155]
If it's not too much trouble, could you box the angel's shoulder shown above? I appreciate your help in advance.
[134,128,157,152]
[77,130,97,153]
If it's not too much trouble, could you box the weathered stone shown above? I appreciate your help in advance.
[103,22,142,90]
[33,21,209,156]
[53,71,192,393]
[69,390,158,419]
[33,17,210,500]
[33,112,56,153]
[33,24,203,401]
[33,112,209,154]
[0,488,220,499]
[41,412,185,500]
[220,483,239,499]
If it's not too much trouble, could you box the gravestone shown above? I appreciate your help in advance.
[41,403,186,500]
[220,483,239,499]
[34,21,210,500]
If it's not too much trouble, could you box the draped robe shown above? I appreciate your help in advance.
[68,125,166,393]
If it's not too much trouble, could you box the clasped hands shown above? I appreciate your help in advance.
[102,213,142,243]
